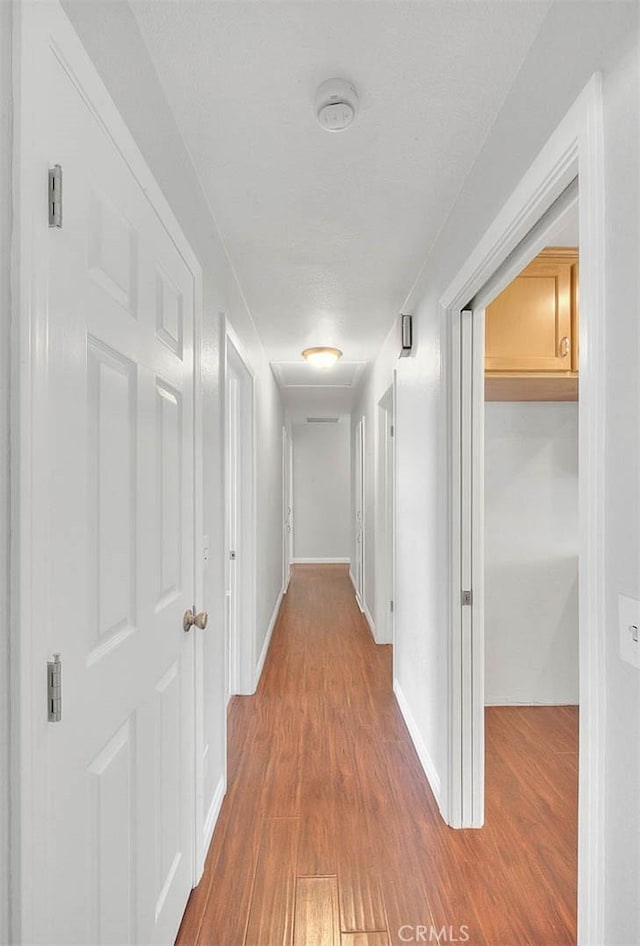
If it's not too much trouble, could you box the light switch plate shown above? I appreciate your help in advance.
[618,593,640,669]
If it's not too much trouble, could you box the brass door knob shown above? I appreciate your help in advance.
[183,609,208,632]
[183,608,195,632]
[194,610,208,630]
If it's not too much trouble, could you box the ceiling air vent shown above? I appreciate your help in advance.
[306,417,339,424]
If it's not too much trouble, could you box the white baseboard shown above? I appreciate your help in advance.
[348,568,365,611]
[291,557,350,564]
[255,588,283,688]
[394,680,443,814]
[486,699,579,706]
[363,603,376,639]
[202,775,225,864]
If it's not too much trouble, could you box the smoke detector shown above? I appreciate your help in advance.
[315,78,358,133]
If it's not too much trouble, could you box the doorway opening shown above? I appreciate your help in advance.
[225,330,256,699]
[443,74,606,945]
[483,220,580,928]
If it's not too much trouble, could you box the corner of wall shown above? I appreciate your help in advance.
[393,680,443,816]
[254,585,284,690]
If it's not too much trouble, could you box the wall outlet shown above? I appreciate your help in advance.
[618,594,640,669]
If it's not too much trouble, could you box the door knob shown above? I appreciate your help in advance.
[194,610,208,630]
[183,608,208,632]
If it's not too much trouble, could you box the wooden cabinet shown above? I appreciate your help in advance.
[485,248,579,374]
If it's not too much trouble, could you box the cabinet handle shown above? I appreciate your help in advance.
[560,336,570,357]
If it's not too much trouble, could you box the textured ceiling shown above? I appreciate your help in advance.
[272,361,366,389]
[131,0,551,408]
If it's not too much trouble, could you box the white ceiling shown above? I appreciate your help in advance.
[131,0,551,413]
[273,359,367,422]
[271,360,366,388]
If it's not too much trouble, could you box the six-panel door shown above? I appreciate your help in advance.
[38,39,196,945]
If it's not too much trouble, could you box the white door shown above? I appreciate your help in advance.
[226,371,241,698]
[282,426,292,592]
[21,9,199,943]
[354,417,365,607]
[458,308,485,827]
[225,337,255,696]
[377,387,395,644]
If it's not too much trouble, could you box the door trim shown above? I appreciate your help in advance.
[440,74,605,944]
[353,416,366,611]
[282,425,292,594]
[375,382,396,646]
[11,2,205,938]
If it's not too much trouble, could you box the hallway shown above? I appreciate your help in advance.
[177,565,577,946]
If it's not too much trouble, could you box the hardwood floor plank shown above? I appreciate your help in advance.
[293,876,340,946]
[245,817,300,946]
[297,699,337,876]
[341,933,390,946]
[178,566,577,946]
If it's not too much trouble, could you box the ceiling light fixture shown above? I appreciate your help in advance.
[315,78,358,133]
[302,346,343,368]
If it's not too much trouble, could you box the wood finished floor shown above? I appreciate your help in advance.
[177,565,578,946]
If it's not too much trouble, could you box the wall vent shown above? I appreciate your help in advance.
[306,417,339,424]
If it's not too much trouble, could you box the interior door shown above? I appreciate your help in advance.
[224,338,255,696]
[226,371,240,697]
[27,14,197,943]
[377,389,395,644]
[459,308,485,828]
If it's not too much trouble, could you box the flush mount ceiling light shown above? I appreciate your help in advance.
[315,78,359,133]
[301,346,343,368]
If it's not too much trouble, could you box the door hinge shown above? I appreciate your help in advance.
[48,164,62,228]
[47,654,62,722]
[461,589,473,606]
[390,599,394,613]
[390,424,395,437]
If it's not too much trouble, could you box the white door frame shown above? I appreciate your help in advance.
[223,321,257,697]
[353,416,366,610]
[375,381,396,645]
[282,425,292,593]
[10,2,206,938]
[440,75,605,944]
[0,4,11,941]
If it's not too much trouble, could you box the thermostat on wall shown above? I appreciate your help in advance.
[399,313,413,357]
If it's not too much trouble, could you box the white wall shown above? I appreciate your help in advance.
[484,402,579,706]
[61,0,284,866]
[0,3,11,940]
[355,5,639,941]
[601,35,640,940]
[292,423,350,561]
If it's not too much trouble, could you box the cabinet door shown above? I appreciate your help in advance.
[485,252,576,372]
[571,261,579,372]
